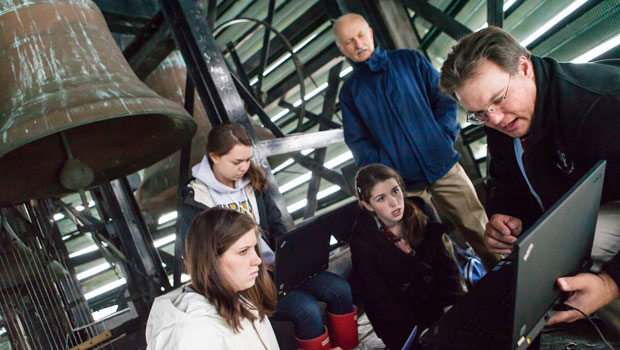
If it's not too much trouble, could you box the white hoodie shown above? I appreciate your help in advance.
[190,156,276,265]
[145,285,279,350]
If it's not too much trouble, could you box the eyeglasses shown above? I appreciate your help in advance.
[466,74,512,125]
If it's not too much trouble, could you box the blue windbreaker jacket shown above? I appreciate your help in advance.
[340,47,459,189]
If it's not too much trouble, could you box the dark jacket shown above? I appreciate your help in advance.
[349,198,463,350]
[179,182,287,247]
[486,56,620,288]
[340,47,460,190]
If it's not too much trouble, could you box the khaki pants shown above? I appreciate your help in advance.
[591,201,620,331]
[407,163,499,270]
[591,201,620,272]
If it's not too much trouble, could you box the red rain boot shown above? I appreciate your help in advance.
[327,306,358,349]
[295,326,331,350]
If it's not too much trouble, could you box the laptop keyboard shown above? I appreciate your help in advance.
[456,291,514,341]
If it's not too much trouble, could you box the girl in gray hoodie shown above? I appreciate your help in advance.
[179,123,357,349]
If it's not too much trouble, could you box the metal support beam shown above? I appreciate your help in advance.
[230,71,349,198]
[250,127,349,195]
[293,154,350,194]
[252,128,349,194]
[214,17,308,132]
[320,0,346,20]
[216,0,238,16]
[70,248,103,267]
[487,0,504,27]
[210,1,255,42]
[374,0,420,50]
[279,101,342,130]
[160,0,294,229]
[226,22,261,51]
[96,0,158,34]
[172,73,195,287]
[254,0,276,103]
[599,45,620,61]
[160,0,243,125]
[230,72,285,138]
[417,0,468,51]
[303,62,343,218]
[228,44,255,98]
[302,151,328,218]
[59,200,130,269]
[207,0,217,28]
[292,191,350,221]
[158,249,175,268]
[123,11,175,80]
[103,13,151,35]
[255,129,344,157]
[265,44,341,106]
[504,0,526,18]
[401,0,472,40]
[242,3,328,78]
[524,0,604,50]
[98,178,171,315]
[123,2,327,84]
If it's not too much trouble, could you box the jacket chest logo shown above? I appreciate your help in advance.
[555,149,574,175]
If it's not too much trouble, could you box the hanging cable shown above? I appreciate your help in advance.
[553,303,615,350]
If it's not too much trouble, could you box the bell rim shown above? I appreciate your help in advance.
[0,95,197,160]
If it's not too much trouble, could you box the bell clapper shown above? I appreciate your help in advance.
[59,131,94,192]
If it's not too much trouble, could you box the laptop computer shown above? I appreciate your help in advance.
[420,160,606,350]
[317,200,358,243]
[273,201,359,298]
[273,216,332,298]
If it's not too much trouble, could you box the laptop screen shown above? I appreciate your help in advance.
[274,217,331,297]
[511,160,605,348]
[420,160,606,350]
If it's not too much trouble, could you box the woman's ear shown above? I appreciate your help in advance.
[361,201,374,213]
[208,152,219,163]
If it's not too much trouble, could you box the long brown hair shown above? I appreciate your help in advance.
[185,207,276,332]
[355,164,427,247]
[206,122,267,192]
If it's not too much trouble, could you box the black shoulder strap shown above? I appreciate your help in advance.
[255,191,269,232]
[182,185,208,210]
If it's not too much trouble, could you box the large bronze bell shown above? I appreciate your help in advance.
[0,0,197,205]
[137,51,275,219]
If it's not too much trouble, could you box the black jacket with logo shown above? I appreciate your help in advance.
[485,56,620,288]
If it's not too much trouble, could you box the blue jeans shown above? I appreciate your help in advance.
[273,271,354,339]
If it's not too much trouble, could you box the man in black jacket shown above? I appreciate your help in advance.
[438,26,620,326]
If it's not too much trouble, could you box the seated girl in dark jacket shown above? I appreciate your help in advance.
[351,164,463,350]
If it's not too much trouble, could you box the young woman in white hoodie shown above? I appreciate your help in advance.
[179,123,358,349]
[146,207,279,349]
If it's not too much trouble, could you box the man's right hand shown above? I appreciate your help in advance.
[484,214,523,255]
[547,272,620,325]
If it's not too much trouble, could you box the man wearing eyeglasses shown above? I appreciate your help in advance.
[439,26,620,326]
[333,14,498,271]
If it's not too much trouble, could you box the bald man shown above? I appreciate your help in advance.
[334,14,498,272]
